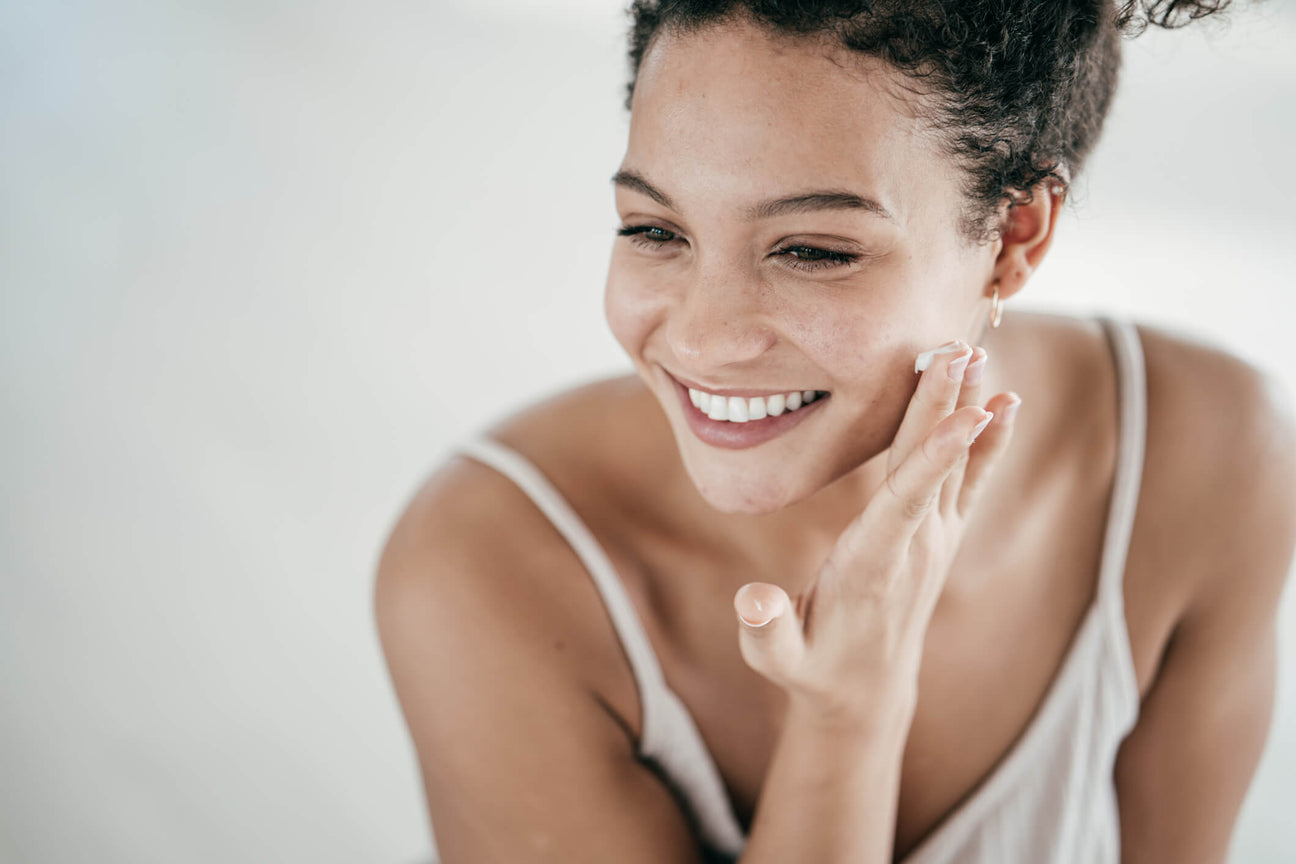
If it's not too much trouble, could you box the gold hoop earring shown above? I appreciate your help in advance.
[990,285,1003,329]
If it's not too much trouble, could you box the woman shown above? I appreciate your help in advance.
[376,1,1295,861]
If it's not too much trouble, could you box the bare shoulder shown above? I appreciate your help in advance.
[998,310,1296,686]
[1131,318,1296,632]
[373,407,641,707]
[376,373,647,596]
[371,387,708,861]
[1014,308,1296,594]
[373,369,676,712]
[481,371,681,499]
[1109,323,1295,859]
[372,371,665,741]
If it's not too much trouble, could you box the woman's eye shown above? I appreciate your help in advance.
[615,225,860,273]
[616,225,679,248]
[772,244,859,272]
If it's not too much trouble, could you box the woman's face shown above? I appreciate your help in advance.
[605,18,998,515]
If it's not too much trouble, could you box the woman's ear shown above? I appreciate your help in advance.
[989,180,1066,301]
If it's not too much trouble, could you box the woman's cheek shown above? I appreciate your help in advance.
[603,270,668,354]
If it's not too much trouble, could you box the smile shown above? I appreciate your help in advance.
[687,387,826,423]
[668,374,831,450]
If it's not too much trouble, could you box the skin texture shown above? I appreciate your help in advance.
[605,21,1040,522]
[374,17,1296,864]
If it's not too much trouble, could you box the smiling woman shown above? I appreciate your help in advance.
[375,2,1296,863]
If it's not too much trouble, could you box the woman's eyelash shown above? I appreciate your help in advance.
[615,225,860,272]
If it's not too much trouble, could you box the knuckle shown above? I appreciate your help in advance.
[886,463,937,525]
[884,469,906,504]
[886,472,933,524]
[902,488,935,522]
[926,383,959,413]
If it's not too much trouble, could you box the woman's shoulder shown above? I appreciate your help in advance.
[1128,315,1291,531]
[462,372,693,539]
[1004,309,1287,480]
[479,372,683,489]
[1006,310,1294,696]
[374,372,673,705]
[1128,316,1295,619]
[383,369,678,590]
[410,371,672,530]
[380,370,642,568]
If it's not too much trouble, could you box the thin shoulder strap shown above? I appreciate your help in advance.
[454,435,748,855]
[454,436,671,730]
[1095,315,1147,604]
[1094,314,1146,709]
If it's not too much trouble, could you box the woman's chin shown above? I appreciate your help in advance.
[683,459,808,516]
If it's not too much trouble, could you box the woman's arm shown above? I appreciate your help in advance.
[375,458,927,864]
[725,341,1016,863]
[1114,336,1296,862]
[736,695,917,862]
[375,460,924,864]
[375,461,709,864]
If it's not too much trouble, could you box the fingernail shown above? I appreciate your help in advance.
[963,348,987,385]
[947,349,973,381]
[737,592,774,627]
[1001,394,1021,423]
[968,410,994,443]
[914,339,966,374]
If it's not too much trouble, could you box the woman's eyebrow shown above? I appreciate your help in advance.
[610,168,895,222]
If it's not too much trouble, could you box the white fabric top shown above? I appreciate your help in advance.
[455,313,1146,863]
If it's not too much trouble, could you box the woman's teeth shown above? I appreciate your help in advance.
[688,388,826,423]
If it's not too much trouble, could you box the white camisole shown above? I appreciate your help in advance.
[453,313,1146,863]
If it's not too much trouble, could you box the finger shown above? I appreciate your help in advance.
[734,582,804,688]
[958,391,1021,517]
[941,345,988,513]
[890,340,974,477]
[856,405,993,563]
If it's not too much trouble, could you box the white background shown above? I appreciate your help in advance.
[2,1,1294,862]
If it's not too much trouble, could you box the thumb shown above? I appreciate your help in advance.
[734,582,804,688]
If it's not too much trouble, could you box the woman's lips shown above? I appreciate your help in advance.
[670,376,829,450]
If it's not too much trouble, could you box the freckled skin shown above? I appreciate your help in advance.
[377,19,1290,861]
[604,18,1009,520]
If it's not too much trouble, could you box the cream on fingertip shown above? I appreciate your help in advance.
[914,340,967,374]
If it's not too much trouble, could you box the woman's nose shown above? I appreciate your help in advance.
[664,272,776,371]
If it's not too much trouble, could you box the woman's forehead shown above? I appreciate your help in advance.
[634,19,921,127]
[626,21,953,228]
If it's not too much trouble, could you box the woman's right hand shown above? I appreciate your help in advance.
[732,340,1022,725]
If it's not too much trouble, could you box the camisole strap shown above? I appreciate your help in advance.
[454,436,670,733]
[1094,314,1147,711]
[454,436,748,854]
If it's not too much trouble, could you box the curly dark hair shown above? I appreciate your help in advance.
[622,0,1238,243]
